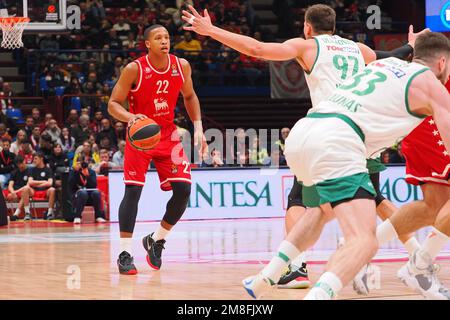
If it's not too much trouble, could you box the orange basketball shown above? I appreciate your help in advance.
[127,118,161,151]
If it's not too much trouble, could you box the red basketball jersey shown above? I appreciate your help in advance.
[128,54,185,141]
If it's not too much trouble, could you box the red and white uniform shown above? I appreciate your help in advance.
[124,54,191,191]
[402,116,450,186]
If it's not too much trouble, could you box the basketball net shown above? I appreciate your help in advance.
[0,17,30,49]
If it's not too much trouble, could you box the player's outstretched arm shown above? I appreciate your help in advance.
[179,59,208,156]
[108,63,147,125]
[358,25,430,64]
[182,5,303,61]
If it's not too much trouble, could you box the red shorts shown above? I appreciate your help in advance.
[123,136,191,191]
[402,116,450,187]
[33,190,49,199]
[3,189,23,199]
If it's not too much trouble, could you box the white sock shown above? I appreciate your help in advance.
[420,228,450,260]
[305,272,343,300]
[376,219,398,245]
[13,208,20,216]
[152,225,170,241]
[48,208,54,214]
[291,252,307,268]
[24,206,30,214]
[404,237,421,256]
[261,240,300,283]
[120,238,133,255]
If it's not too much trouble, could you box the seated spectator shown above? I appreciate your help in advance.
[39,134,54,164]
[0,123,12,141]
[69,155,107,224]
[276,127,290,154]
[10,129,27,155]
[249,136,269,165]
[7,155,31,221]
[207,149,224,168]
[73,141,100,169]
[48,143,70,188]
[122,32,138,51]
[96,118,117,147]
[31,107,41,124]
[90,110,104,134]
[98,135,116,159]
[18,140,34,167]
[0,82,14,112]
[72,115,93,147]
[57,127,76,157]
[39,113,54,133]
[43,118,61,143]
[93,149,116,176]
[23,116,34,139]
[0,138,15,188]
[269,147,286,167]
[30,125,41,152]
[27,152,56,220]
[112,140,125,167]
[113,16,131,40]
[174,31,202,59]
[65,109,79,130]
[114,121,126,142]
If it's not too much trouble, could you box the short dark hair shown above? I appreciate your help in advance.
[34,151,44,159]
[414,32,450,62]
[305,4,336,34]
[14,154,25,165]
[1,137,10,143]
[144,24,166,40]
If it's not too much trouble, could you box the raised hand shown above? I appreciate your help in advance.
[408,25,431,48]
[182,5,214,36]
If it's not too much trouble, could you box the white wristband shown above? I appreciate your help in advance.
[194,120,203,132]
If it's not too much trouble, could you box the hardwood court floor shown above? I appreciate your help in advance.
[0,218,449,300]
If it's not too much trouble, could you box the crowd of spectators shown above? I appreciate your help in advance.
[18,0,267,96]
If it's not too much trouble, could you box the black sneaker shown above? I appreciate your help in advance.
[117,251,138,275]
[277,263,311,289]
[46,212,55,220]
[142,233,166,270]
[23,213,32,221]
[9,215,19,221]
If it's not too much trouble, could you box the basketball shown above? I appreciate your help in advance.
[127,118,161,151]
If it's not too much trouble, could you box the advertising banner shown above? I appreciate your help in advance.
[108,166,422,222]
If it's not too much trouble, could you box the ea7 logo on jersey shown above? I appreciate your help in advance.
[154,98,169,112]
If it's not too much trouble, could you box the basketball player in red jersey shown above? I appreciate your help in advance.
[108,24,207,275]
[376,79,450,299]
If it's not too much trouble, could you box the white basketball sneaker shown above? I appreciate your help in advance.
[352,264,370,295]
[242,274,275,299]
[397,251,450,300]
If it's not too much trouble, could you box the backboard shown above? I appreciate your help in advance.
[0,0,67,32]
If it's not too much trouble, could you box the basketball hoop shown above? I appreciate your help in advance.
[0,17,30,49]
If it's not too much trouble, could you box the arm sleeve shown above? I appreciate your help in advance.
[375,44,413,60]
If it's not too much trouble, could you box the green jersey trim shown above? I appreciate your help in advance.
[305,37,320,75]
[405,68,429,119]
[306,113,365,142]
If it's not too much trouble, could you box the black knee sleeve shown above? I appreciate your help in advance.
[119,185,143,233]
[162,182,191,226]
[287,178,306,209]
[370,172,386,206]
